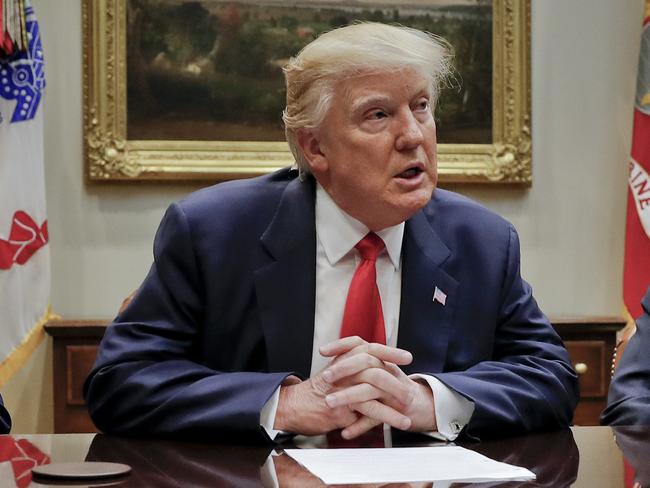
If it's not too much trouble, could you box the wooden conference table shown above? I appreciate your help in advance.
[1,426,648,487]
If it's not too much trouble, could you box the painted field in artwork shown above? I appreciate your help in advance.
[126,0,492,143]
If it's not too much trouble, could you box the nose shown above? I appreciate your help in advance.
[395,110,425,151]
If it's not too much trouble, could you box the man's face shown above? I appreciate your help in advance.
[300,69,438,231]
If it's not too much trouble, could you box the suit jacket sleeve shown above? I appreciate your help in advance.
[432,225,579,438]
[0,394,10,434]
[601,287,650,425]
[83,203,293,440]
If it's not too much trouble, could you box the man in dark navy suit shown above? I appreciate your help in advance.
[602,286,650,425]
[0,394,10,434]
[84,23,578,442]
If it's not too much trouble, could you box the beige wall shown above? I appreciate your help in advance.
[3,0,644,433]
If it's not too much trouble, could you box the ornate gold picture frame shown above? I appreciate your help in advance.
[83,0,531,184]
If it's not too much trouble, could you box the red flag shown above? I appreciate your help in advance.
[624,2,650,319]
[0,1,4,55]
[0,437,50,488]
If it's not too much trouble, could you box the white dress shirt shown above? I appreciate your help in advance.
[261,183,473,440]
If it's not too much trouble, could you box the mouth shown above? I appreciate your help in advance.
[395,164,425,180]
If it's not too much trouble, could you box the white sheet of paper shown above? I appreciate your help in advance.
[285,446,536,485]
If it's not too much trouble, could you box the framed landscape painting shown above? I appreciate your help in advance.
[83,0,531,183]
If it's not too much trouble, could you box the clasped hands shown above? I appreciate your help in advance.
[275,336,436,439]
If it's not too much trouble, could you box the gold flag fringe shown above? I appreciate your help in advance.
[0,305,60,387]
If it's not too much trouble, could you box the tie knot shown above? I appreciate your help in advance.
[355,233,385,262]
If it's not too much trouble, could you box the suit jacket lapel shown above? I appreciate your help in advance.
[397,209,459,374]
[254,176,316,378]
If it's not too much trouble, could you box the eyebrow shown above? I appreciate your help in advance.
[349,95,391,114]
[349,88,432,114]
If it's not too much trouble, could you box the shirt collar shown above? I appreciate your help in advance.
[315,183,404,269]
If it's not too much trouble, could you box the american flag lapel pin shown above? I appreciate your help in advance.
[433,286,447,306]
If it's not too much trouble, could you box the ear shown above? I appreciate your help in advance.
[296,129,329,174]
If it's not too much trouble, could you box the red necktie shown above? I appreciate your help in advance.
[329,233,387,448]
[340,233,386,344]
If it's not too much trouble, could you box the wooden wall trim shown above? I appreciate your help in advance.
[44,316,627,336]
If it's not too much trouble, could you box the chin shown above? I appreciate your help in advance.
[389,195,431,225]
[405,186,434,208]
[370,186,435,229]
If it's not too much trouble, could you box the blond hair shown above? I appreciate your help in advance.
[282,22,453,172]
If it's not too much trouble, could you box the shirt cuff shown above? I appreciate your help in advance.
[260,451,281,488]
[260,386,283,440]
[410,373,475,441]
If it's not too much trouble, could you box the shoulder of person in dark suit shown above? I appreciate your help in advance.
[0,393,11,434]
[601,286,650,425]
